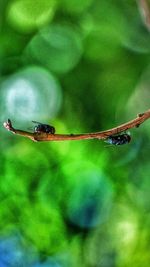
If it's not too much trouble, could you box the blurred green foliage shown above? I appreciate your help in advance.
[1,0,150,266]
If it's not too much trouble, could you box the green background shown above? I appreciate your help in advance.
[0,0,150,266]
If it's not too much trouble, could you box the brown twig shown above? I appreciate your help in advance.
[137,0,150,31]
[3,109,150,142]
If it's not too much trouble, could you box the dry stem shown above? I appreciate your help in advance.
[3,109,150,142]
[137,0,150,31]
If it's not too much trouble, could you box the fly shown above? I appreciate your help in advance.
[32,121,55,134]
[105,133,131,146]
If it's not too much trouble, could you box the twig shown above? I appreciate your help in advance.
[3,109,150,142]
[137,0,150,31]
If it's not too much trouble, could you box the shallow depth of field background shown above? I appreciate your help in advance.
[1,1,150,266]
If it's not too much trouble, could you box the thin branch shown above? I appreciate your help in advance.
[3,109,150,142]
[137,0,150,31]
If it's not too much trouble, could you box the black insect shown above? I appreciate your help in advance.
[32,121,55,134]
[105,133,131,146]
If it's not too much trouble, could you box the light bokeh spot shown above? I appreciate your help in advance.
[65,164,114,228]
[25,24,83,73]
[0,66,62,123]
[7,0,56,33]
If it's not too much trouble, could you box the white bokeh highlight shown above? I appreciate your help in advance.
[0,66,62,124]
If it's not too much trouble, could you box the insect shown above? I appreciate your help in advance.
[32,121,55,134]
[105,133,131,146]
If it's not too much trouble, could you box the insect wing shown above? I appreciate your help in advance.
[32,120,44,125]
[104,137,113,145]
